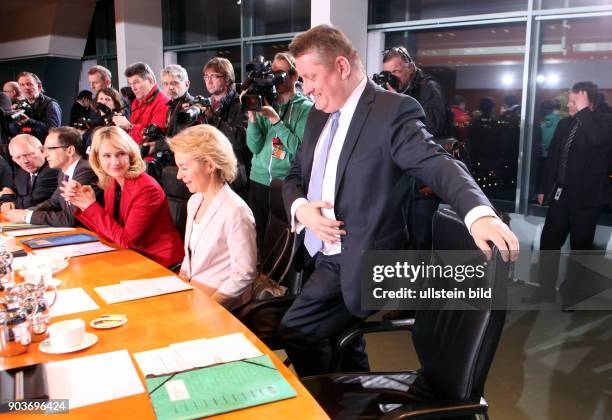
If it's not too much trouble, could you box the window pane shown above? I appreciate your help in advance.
[369,0,526,24]
[530,16,612,209]
[163,0,241,46]
[252,41,291,61]
[177,47,242,96]
[385,23,527,202]
[252,0,310,36]
[539,0,612,8]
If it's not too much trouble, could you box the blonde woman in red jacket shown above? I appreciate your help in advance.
[61,126,184,267]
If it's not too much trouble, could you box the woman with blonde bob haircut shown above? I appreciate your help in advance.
[169,124,256,309]
[62,126,183,267]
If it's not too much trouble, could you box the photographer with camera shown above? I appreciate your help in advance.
[380,46,450,252]
[113,62,168,157]
[8,72,62,142]
[2,81,24,104]
[161,64,194,137]
[69,90,93,127]
[74,87,125,154]
[245,52,313,250]
[200,57,249,197]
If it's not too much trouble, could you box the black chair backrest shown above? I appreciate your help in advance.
[259,179,296,287]
[412,208,507,401]
[162,166,191,238]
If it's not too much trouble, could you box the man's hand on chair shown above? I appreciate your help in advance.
[296,200,346,244]
[471,216,519,262]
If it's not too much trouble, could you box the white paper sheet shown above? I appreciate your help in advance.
[11,255,29,271]
[33,241,115,258]
[5,227,75,237]
[47,287,100,318]
[45,350,145,409]
[171,333,263,367]
[133,333,263,377]
[94,276,193,304]
[132,347,191,377]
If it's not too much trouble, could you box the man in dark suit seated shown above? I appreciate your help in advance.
[278,25,519,377]
[0,134,59,214]
[3,127,101,226]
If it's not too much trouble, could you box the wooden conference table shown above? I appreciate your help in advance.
[0,229,328,419]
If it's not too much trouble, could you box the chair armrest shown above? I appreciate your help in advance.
[382,397,487,419]
[332,318,415,372]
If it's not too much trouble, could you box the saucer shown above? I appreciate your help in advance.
[21,277,62,288]
[51,259,69,274]
[39,332,98,354]
[90,315,127,329]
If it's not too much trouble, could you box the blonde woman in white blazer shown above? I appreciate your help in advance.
[169,124,257,310]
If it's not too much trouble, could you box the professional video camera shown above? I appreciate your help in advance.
[2,99,32,122]
[372,71,401,91]
[141,123,165,158]
[70,103,114,130]
[237,56,287,111]
[176,95,212,126]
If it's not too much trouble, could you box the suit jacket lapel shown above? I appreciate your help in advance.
[334,81,376,197]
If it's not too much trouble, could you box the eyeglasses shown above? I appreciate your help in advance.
[382,46,413,64]
[203,74,224,81]
[43,145,69,152]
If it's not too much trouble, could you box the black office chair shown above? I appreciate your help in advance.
[161,165,191,239]
[301,208,508,419]
[235,179,302,350]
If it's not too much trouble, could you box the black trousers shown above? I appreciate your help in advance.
[537,191,603,298]
[278,253,370,377]
[247,180,270,252]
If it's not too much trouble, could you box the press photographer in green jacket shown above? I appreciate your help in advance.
[246,52,313,250]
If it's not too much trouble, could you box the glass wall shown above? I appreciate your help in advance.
[539,0,612,8]
[162,0,241,46]
[529,15,612,210]
[250,0,310,36]
[386,23,527,202]
[369,0,527,24]
[252,41,292,61]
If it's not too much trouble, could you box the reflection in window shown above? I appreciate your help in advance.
[369,0,526,24]
[385,24,526,202]
[251,0,310,36]
[539,0,612,8]
[252,42,291,61]
[177,47,242,97]
[531,16,612,208]
[163,0,240,46]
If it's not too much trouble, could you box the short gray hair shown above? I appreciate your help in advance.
[160,64,189,83]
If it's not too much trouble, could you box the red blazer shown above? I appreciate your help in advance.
[128,85,169,145]
[75,173,184,267]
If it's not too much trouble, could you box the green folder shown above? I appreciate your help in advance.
[146,355,296,420]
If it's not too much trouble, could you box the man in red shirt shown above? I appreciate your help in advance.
[113,62,168,157]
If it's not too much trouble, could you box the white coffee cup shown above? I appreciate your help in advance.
[22,261,53,286]
[42,252,69,272]
[0,234,16,251]
[47,319,85,349]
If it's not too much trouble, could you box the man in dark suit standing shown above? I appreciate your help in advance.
[0,134,58,212]
[279,25,519,377]
[534,81,612,303]
[3,127,100,226]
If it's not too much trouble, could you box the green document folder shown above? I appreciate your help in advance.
[146,355,297,419]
